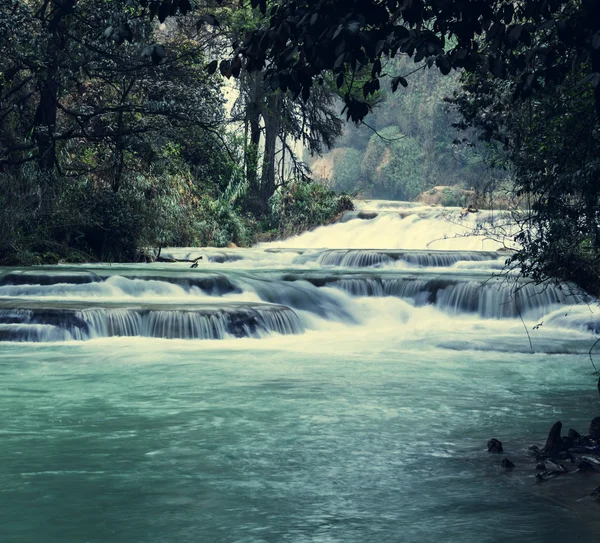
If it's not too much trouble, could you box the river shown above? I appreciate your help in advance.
[1,201,599,542]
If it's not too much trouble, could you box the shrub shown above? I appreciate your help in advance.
[269,181,354,238]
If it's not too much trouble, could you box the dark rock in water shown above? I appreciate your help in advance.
[541,421,563,458]
[535,464,569,482]
[570,436,597,451]
[357,211,378,220]
[528,445,540,457]
[30,309,90,331]
[0,314,28,324]
[589,486,600,502]
[487,438,503,453]
[536,462,547,471]
[208,254,243,264]
[557,450,576,462]
[589,417,600,440]
[561,435,574,449]
[501,458,515,469]
[0,271,102,286]
[226,311,260,338]
[0,302,304,341]
[568,428,582,446]
[576,460,597,473]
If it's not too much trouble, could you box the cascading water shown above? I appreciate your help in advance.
[1,201,599,543]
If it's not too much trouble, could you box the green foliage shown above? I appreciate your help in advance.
[331,148,364,193]
[194,196,255,248]
[0,0,354,263]
[360,127,426,201]
[269,181,354,239]
[321,58,506,201]
[438,187,467,208]
[452,3,600,295]
[231,0,600,123]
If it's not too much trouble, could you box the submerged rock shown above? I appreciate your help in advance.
[208,254,243,264]
[0,302,304,341]
[487,438,503,453]
[535,464,569,482]
[541,421,563,458]
[567,428,582,446]
[589,417,600,440]
[501,458,515,469]
[576,460,597,473]
[528,445,540,457]
[557,450,576,462]
[0,271,101,286]
[357,211,378,220]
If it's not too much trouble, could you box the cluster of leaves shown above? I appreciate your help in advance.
[219,0,600,123]
[324,57,503,201]
[452,4,600,295]
[269,180,354,239]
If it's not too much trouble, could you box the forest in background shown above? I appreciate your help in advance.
[310,57,508,205]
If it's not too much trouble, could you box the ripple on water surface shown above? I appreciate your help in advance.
[0,201,599,542]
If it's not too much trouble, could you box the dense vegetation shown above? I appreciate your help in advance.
[0,0,351,264]
[311,58,505,203]
[452,15,600,295]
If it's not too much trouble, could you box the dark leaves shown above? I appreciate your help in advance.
[435,54,451,75]
[179,0,192,16]
[157,1,169,23]
[104,23,133,45]
[250,0,267,14]
[141,44,166,65]
[362,78,380,97]
[206,59,218,74]
[391,76,408,92]
[301,84,311,103]
[488,55,503,78]
[371,58,382,79]
[230,56,242,78]
[150,44,166,65]
[219,59,232,78]
[146,0,201,22]
[197,14,220,29]
[341,98,370,123]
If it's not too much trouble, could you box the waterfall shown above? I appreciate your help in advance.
[0,200,593,344]
[0,303,304,341]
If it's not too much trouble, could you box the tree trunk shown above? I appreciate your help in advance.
[34,74,59,172]
[34,0,77,172]
[247,115,261,190]
[260,93,281,205]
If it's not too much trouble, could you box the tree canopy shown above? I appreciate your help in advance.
[224,0,600,122]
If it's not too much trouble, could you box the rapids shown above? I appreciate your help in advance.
[1,201,599,542]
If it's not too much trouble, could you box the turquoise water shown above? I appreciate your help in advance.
[1,204,599,542]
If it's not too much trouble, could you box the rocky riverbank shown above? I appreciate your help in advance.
[489,417,600,502]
